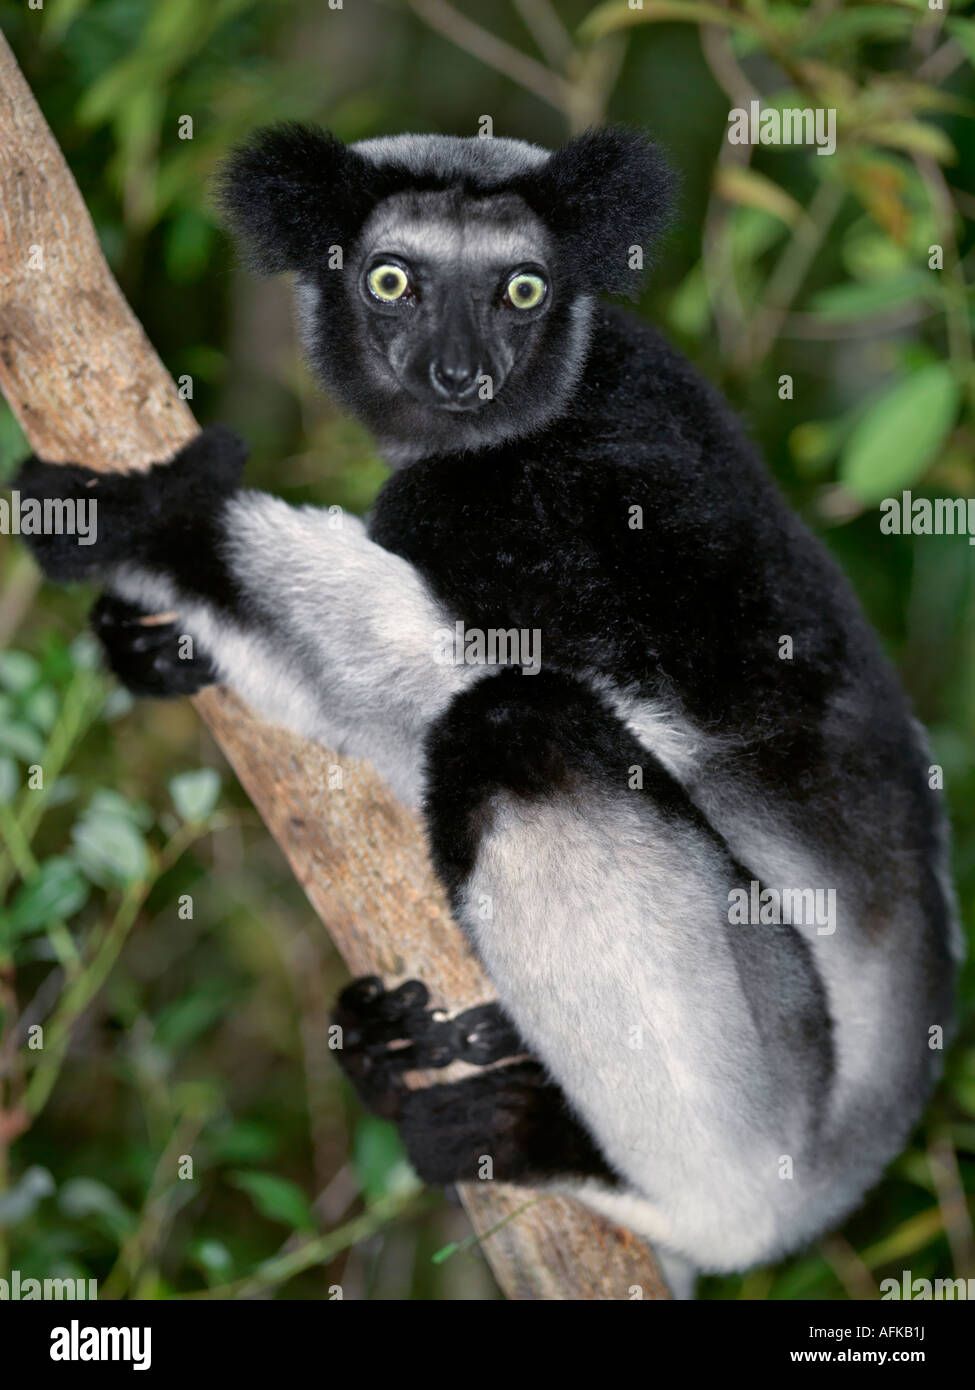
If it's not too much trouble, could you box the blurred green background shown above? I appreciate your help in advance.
[0,0,974,1300]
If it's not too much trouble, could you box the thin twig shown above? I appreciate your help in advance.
[912,152,975,408]
[735,176,846,371]
[179,1189,439,1299]
[406,0,576,119]
[511,0,574,72]
[928,1132,975,1278]
[699,23,759,356]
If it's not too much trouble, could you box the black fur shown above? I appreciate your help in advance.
[16,425,247,610]
[216,124,384,276]
[396,1063,619,1188]
[91,595,218,698]
[512,126,675,295]
[371,304,949,925]
[217,122,672,295]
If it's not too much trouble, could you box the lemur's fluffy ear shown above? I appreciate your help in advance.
[216,123,377,273]
[517,126,675,297]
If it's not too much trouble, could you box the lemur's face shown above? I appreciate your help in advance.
[351,190,554,415]
[218,126,673,463]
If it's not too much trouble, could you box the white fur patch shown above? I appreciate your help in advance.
[457,783,816,1270]
[109,494,482,806]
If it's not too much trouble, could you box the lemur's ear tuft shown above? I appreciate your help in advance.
[517,126,676,298]
[215,123,378,274]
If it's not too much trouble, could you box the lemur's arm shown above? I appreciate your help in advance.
[17,427,470,805]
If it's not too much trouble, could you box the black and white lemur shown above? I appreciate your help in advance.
[18,125,959,1296]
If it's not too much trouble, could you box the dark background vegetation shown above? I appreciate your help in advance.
[0,0,973,1300]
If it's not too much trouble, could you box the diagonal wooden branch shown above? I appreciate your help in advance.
[0,30,668,1300]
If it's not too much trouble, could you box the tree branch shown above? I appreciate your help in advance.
[0,29,668,1301]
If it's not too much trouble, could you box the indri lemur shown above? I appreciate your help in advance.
[19,126,958,1294]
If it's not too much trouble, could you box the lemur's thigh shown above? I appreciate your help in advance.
[422,669,833,1267]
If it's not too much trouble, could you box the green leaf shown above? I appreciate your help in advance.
[45,776,81,808]
[946,17,975,69]
[667,264,710,338]
[42,0,95,43]
[714,165,804,227]
[0,404,29,480]
[794,6,916,52]
[839,365,961,503]
[211,1120,279,1164]
[808,272,931,321]
[0,1167,56,1227]
[169,768,221,822]
[72,807,150,886]
[58,1178,137,1241]
[22,685,59,734]
[789,421,845,474]
[0,722,46,764]
[842,224,913,283]
[866,121,957,164]
[77,55,157,128]
[69,633,102,671]
[88,788,154,830]
[352,1114,411,1205]
[0,651,40,694]
[229,1171,316,1231]
[153,991,230,1051]
[0,758,18,804]
[190,1237,235,1282]
[6,858,90,937]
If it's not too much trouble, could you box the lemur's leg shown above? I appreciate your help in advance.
[421,668,836,1270]
[332,976,618,1186]
[16,428,474,806]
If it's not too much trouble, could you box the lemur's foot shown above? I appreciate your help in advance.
[332,975,525,1119]
[14,425,247,583]
[331,975,615,1186]
[91,594,218,698]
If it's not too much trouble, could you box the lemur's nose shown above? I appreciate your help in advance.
[430,358,480,400]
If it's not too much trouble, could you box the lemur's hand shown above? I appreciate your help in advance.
[91,594,219,698]
[14,424,247,583]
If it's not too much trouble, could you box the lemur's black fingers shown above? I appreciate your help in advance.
[332,978,413,1117]
[454,1003,526,1065]
[335,978,525,1064]
[91,594,218,699]
[334,977,437,1059]
[332,977,529,1122]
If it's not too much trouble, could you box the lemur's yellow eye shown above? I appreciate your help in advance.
[505,272,546,309]
[368,264,410,301]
